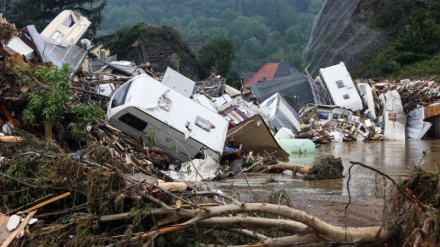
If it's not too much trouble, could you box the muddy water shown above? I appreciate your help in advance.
[212,140,440,200]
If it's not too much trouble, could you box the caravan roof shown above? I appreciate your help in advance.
[319,62,363,111]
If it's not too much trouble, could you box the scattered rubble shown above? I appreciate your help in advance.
[0,8,440,247]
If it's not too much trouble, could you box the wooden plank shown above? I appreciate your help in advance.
[425,104,440,118]
[0,136,23,143]
[18,192,70,214]
[1,210,37,247]
[44,121,52,141]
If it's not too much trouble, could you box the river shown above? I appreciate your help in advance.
[212,140,440,200]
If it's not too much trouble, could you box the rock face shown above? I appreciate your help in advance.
[302,0,389,76]
[124,26,200,80]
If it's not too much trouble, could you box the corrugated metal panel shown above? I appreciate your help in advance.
[305,67,328,105]
[27,25,87,73]
[273,62,295,78]
[250,74,314,110]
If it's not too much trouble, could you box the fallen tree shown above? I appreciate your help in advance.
[1,125,439,246]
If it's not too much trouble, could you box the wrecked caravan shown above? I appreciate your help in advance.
[259,93,301,133]
[40,10,91,46]
[319,62,363,111]
[106,74,229,162]
[382,90,406,141]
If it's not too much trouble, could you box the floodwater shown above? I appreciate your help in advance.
[212,140,440,200]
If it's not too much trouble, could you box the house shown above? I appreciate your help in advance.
[250,73,314,111]
[81,44,113,72]
[243,62,297,88]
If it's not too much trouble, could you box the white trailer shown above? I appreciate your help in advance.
[106,74,229,162]
[319,62,363,111]
[259,93,301,133]
[383,90,406,141]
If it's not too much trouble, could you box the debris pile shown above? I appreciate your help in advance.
[288,64,440,143]
[303,155,344,180]
[386,166,440,246]
[1,9,440,246]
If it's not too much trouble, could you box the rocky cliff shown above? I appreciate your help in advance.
[106,24,200,80]
[302,0,389,76]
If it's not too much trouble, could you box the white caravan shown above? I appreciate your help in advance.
[41,10,91,47]
[259,93,301,133]
[319,62,363,111]
[383,90,406,141]
[106,74,229,162]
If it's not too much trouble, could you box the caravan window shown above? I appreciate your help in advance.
[336,80,345,88]
[111,81,132,108]
[119,113,147,131]
[359,84,366,96]
[62,16,74,27]
[51,31,61,40]
[318,112,329,120]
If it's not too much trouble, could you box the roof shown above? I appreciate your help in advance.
[27,25,87,73]
[250,73,314,110]
[243,62,296,87]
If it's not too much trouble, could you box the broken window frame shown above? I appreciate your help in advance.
[119,113,148,131]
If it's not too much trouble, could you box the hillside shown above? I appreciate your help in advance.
[100,0,325,73]
[303,0,440,79]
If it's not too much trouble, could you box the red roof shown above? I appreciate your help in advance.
[243,63,279,87]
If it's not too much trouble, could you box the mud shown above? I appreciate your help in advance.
[210,140,440,227]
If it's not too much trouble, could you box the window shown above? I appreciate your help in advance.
[332,113,339,119]
[99,50,106,60]
[119,113,147,131]
[336,80,345,88]
[51,31,61,40]
[62,16,74,27]
[195,116,213,132]
[343,94,350,100]
[318,112,329,120]
[359,85,366,96]
[111,81,132,108]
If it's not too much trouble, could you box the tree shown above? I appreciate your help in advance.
[198,35,236,78]
[4,0,106,33]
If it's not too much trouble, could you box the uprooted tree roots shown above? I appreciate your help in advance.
[256,155,344,180]
[385,166,440,246]
[347,161,440,247]
[303,155,344,180]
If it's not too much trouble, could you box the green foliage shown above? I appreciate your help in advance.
[226,70,243,89]
[19,64,104,144]
[396,52,440,78]
[100,23,147,59]
[358,3,440,78]
[22,64,71,124]
[67,104,105,141]
[198,35,236,78]
[100,0,325,72]
[169,53,181,72]
[4,0,106,33]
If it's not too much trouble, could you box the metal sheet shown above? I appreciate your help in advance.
[227,114,289,160]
